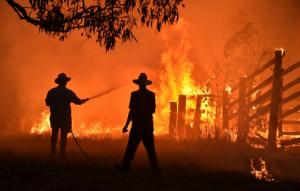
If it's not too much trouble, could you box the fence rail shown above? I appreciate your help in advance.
[168,48,300,149]
[223,49,300,148]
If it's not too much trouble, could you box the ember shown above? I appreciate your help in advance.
[250,158,275,182]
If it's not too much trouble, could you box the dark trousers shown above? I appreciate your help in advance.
[121,128,159,170]
[51,128,68,156]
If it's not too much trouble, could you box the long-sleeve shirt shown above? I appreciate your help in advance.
[45,85,84,130]
[129,89,156,130]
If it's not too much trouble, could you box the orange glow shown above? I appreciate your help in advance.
[2,0,300,144]
[30,20,217,138]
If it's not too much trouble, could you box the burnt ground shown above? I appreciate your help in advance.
[0,135,300,191]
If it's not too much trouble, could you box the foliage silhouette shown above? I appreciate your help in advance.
[7,0,184,50]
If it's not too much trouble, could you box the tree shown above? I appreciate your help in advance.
[7,0,184,50]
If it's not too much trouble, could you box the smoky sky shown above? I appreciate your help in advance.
[0,0,300,134]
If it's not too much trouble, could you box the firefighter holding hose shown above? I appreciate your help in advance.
[45,73,89,157]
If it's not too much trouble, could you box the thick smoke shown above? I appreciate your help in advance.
[0,0,300,134]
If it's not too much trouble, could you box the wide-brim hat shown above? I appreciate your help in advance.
[55,73,71,84]
[133,73,152,85]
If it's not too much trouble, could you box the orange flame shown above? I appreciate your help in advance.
[30,111,51,135]
[155,20,216,135]
[30,110,121,139]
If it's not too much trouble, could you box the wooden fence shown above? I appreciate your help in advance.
[223,49,300,149]
[168,49,300,149]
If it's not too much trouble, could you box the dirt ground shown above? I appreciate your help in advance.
[0,135,299,191]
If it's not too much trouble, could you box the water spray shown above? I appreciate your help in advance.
[88,85,122,100]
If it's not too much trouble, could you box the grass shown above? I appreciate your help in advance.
[0,135,299,190]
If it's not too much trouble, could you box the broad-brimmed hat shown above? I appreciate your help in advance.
[133,73,152,85]
[55,73,71,84]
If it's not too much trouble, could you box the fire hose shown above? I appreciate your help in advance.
[71,85,121,161]
[71,131,92,161]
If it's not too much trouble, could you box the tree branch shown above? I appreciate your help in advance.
[6,0,184,50]
[6,0,40,26]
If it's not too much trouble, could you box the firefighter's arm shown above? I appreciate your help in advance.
[71,91,89,105]
[122,109,132,133]
[80,98,89,104]
[72,97,87,105]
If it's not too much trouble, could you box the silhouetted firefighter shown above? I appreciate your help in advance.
[116,73,160,174]
[45,73,89,157]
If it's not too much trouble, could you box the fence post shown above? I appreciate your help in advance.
[193,95,202,130]
[169,102,177,137]
[177,95,187,138]
[237,76,249,144]
[268,49,284,149]
[222,90,229,130]
[278,76,283,137]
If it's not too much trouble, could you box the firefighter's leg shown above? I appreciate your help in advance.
[142,131,160,173]
[60,129,68,157]
[121,129,141,169]
[51,128,59,155]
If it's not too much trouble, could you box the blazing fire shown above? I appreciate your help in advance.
[29,19,217,138]
[155,19,217,136]
[30,110,51,135]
